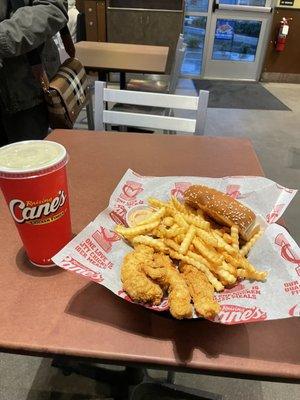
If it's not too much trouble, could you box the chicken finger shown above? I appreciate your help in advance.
[121,245,163,305]
[143,253,192,319]
[179,263,220,319]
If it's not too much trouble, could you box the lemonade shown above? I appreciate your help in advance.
[0,140,66,173]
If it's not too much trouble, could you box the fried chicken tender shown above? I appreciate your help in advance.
[121,245,163,305]
[179,263,220,319]
[143,253,193,319]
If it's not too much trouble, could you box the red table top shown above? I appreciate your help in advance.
[0,131,299,381]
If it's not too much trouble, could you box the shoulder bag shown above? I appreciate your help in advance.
[9,0,89,129]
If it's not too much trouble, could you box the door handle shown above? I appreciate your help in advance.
[219,4,272,12]
[212,0,219,12]
[212,0,271,13]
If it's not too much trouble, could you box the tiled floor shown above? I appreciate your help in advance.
[1,353,299,400]
[1,80,299,399]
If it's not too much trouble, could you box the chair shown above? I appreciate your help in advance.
[83,36,186,131]
[94,81,209,135]
[126,34,185,94]
[110,45,187,132]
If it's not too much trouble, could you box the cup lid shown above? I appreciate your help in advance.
[0,140,67,177]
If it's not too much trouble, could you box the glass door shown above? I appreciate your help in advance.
[202,0,273,80]
[181,1,210,76]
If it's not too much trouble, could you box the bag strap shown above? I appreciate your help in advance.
[60,25,76,59]
[8,0,76,90]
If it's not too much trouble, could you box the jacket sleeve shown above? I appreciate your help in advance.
[0,0,68,64]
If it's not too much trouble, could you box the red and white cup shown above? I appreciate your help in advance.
[0,140,72,267]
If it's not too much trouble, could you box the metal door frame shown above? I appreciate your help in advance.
[181,0,214,79]
[182,0,275,81]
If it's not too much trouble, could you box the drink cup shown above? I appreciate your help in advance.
[0,140,72,267]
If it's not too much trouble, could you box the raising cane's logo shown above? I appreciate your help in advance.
[60,255,103,283]
[275,234,300,275]
[109,204,127,226]
[226,185,253,200]
[289,304,300,317]
[117,290,133,302]
[226,184,242,199]
[214,305,267,325]
[9,190,66,225]
[266,204,285,224]
[222,282,245,293]
[146,298,169,311]
[171,182,191,200]
[92,227,120,253]
[276,184,295,194]
[120,181,143,201]
[117,290,169,311]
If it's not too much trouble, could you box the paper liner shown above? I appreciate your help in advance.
[52,170,299,324]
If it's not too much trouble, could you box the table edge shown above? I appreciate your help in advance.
[0,342,299,382]
[75,41,169,51]
[50,131,252,144]
[84,66,168,74]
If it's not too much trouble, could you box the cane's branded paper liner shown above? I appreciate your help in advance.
[52,170,300,325]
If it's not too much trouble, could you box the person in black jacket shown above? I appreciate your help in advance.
[0,0,68,146]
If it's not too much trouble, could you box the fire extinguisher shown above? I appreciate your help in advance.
[275,17,292,52]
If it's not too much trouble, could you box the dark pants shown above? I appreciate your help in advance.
[0,103,49,147]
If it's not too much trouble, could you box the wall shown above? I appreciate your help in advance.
[76,0,85,13]
[261,6,300,82]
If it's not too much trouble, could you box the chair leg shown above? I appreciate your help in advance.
[120,72,126,90]
[165,108,176,135]
[167,370,175,383]
[86,102,94,130]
